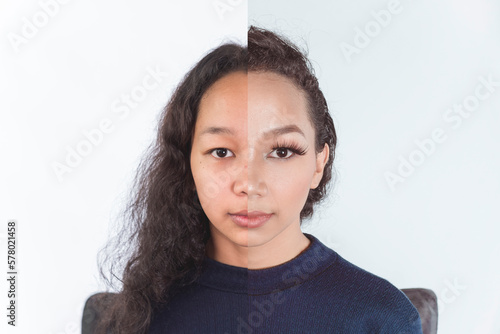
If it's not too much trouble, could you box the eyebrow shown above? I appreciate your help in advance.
[199,124,305,138]
[263,124,305,138]
[200,126,236,137]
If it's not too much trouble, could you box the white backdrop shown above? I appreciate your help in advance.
[1,0,499,333]
[0,0,245,333]
[249,1,500,334]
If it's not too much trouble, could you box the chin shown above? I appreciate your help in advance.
[226,229,250,247]
[225,229,268,248]
[246,228,275,247]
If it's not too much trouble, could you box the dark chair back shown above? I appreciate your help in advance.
[402,288,438,334]
[82,292,117,334]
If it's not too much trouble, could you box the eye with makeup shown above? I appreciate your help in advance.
[269,140,308,159]
[207,140,307,160]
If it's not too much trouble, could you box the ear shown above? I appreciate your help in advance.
[310,143,329,189]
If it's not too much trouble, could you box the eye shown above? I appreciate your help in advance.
[269,141,308,159]
[210,148,235,158]
[269,147,294,159]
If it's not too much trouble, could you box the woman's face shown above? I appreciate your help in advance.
[190,71,328,251]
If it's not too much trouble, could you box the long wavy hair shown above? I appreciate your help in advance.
[93,26,336,334]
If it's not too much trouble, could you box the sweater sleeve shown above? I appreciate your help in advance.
[378,293,423,334]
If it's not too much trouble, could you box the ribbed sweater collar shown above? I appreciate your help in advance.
[197,233,337,295]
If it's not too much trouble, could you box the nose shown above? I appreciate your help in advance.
[232,154,268,198]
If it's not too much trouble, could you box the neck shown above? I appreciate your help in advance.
[205,223,311,269]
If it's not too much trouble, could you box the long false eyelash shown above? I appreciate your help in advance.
[272,140,308,156]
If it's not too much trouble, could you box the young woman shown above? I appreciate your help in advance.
[90,26,423,333]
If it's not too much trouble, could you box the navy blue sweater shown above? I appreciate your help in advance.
[148,233,422,333]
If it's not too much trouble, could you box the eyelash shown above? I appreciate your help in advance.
[270,140,308,159]
[208,141,308,159]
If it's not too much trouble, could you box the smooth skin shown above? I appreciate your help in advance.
[190,71,329,269]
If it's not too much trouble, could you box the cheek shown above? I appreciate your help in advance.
[278,176,311,201]
[269,164,313,208]
[192,161,234,211]
[272,158,314,186]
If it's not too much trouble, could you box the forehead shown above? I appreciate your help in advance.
[248,72,311,134]
[197,71,248,120]
[195,71,313,138]
[248,71,306,108]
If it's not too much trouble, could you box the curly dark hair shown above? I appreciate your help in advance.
[92,26,337,334]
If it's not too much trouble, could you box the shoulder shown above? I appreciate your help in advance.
[316,253,422,332]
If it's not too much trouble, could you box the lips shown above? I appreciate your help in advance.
[229,210,273,228]
[230,210,271,217]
